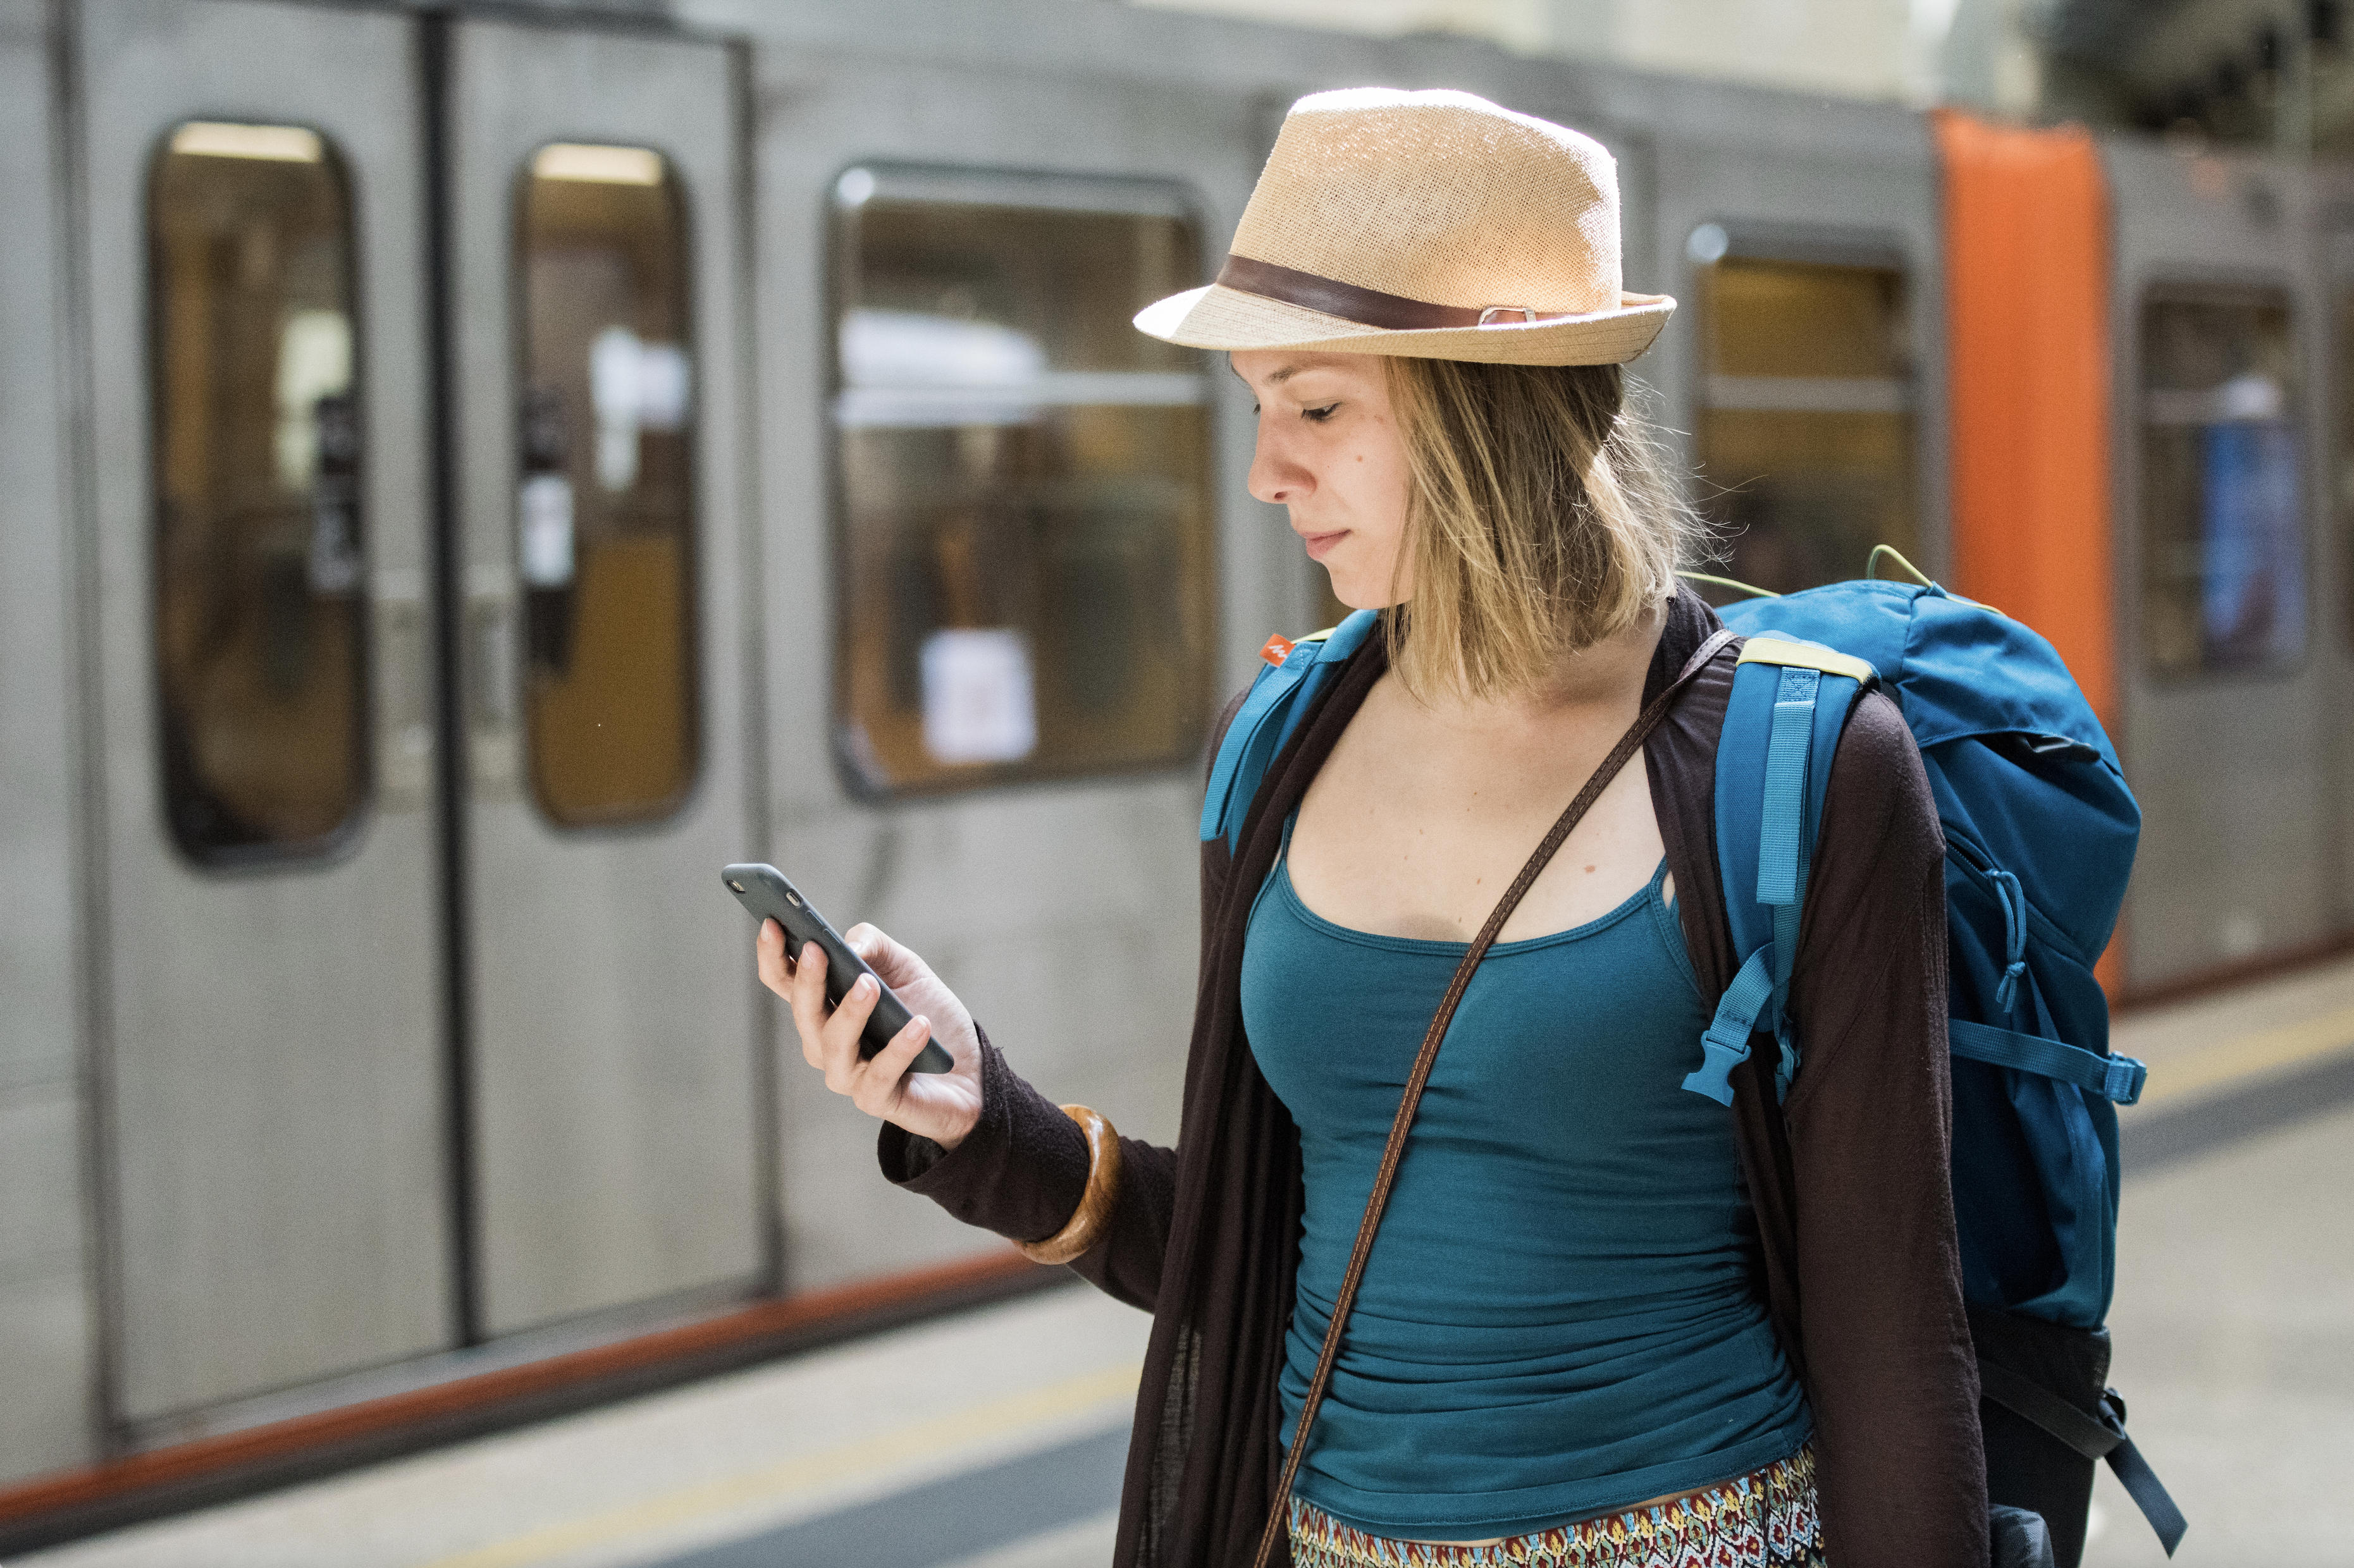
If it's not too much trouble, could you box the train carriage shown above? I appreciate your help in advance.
[0,0,2345,1545]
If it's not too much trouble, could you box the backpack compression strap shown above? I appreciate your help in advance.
[1976,1364,2188,1555]
[1685,635,1875,1106]
[1949,1019,2147,1105]
[1201,609,1382,852]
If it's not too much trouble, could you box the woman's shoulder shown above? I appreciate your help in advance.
[1823,687,1940,859]
[1840,687,1919,767]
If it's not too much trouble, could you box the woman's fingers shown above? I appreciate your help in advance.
[814,963,886,1094]
[786,940,841,1069]
[758,922,832,1073]
[756,919,981,1148]
[850,1014,935,1117]
[755,918,791,996]
[773,931,892,1089]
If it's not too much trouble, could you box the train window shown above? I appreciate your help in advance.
[514,142,698,826]
[151,121,367,864]
[829,167,1214,794]
[2139,291,2303,677]
[1691,244,1916,595]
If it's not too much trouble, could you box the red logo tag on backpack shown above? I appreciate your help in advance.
[1260,632,1295,666]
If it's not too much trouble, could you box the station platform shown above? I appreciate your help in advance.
[2081,953,2354,1565]
[19,959,2354,1568]
[15,1282,1149,1568]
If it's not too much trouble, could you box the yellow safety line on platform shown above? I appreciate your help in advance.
[419,1361,1142,1568]
[2133,1002,2354,1108]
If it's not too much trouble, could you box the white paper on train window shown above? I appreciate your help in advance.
[518,474,576,587]
[634,342,691,430]
[589,329,693,487]
[591,326,643,492]
[921,628,1037,765]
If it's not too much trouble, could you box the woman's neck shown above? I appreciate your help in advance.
[1406,602,1665,731]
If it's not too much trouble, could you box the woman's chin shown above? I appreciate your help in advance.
[1321,577,1396,614]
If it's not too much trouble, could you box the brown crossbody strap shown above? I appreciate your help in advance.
[1251,628,1737,1568]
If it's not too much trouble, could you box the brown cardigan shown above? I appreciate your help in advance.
[882,589,1987,1566]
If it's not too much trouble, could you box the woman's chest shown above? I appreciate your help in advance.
[1242,866,1714,1178]
[1287,699,1666,944]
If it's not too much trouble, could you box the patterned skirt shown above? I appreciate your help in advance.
[1285,1443,1826,1568]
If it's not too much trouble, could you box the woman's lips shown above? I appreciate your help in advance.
[1300,529,1346,561]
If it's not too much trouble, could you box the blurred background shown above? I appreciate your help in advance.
[0,0,2347,1562]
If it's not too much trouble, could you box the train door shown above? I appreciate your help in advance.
[2105,142,2335,986]
[445,18,763,1338]
[77,0,452,1421]
[77,0,763,1431]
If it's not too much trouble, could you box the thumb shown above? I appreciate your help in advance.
[844,922,920,983]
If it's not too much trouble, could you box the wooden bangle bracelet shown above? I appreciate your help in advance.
[1016,1105,1123,1265]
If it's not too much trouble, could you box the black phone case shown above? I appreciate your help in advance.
[722,863,954,1074]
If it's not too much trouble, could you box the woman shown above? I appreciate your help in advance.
[761,90,1986,1567]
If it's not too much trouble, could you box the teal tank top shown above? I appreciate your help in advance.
[1241,824,1812,1540]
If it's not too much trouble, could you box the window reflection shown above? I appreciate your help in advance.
[1692,245,1916,596]
[515,142,698,826]
[830,170,1214,794]
[151,120,367,862]
[2140,292,2304,677]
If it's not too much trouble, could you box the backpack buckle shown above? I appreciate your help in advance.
[2103,1053,2148,1106]
[1682,1019,1752,1107]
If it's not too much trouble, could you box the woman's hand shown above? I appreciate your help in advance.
[758,919,985,1150]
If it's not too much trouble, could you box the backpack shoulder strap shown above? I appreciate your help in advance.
[1200,609,1381,851]
[1684,634,1875,1105]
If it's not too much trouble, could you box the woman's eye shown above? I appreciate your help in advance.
[1302,403,1339,423]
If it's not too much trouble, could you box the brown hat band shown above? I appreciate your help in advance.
[1216,254,1493,331]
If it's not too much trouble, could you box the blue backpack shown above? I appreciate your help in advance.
[1203,576,2184,1555]
[1703,571,2181,1556]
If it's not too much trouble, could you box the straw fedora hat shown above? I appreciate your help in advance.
[1135,88,1672,366]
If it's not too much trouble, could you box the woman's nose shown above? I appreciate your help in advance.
[1247,421,1309,506]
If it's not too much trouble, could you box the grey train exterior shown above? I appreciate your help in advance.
[0,0,2344,1534]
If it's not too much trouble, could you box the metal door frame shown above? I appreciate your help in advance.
[71,0,453,1435]
[443,9,771,1341]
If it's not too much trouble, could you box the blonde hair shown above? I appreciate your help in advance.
[1379,358,1701,700]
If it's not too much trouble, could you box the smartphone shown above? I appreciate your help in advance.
[722,863,954,1074]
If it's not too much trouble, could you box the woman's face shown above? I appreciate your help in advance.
[1231,349,1414,609]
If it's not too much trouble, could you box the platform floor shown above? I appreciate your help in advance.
[20,960,2354,1568]
[2081,1098,2354,1565]
[16,1289,1149,1568]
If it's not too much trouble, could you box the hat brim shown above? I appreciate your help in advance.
[1133,283,1673,366]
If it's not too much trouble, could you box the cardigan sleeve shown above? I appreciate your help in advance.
[878,1028,1178,1313]
[1781,692,1987,1567]
[870,687,1254,1313]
